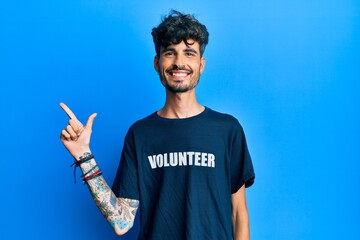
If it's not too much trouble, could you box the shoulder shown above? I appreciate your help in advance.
[127,112,159,133]
[205,107,243,129]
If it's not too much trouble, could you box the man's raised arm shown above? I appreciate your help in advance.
[59,102,139,235]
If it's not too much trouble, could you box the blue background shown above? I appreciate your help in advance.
[1,0,359,239]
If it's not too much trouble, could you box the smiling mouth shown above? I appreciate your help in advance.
[166,69,192,78]
[170,72,189,77]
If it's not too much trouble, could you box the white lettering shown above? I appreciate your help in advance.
[201,153,207,166]
[148,155,157,169]
[164,153,169,167]
[170,152,178,166]
[187,152,194,165]
[194,152,201,166]
[156,154,163,168]
[208,153,215,167]
[179,152,187,166]
[148,151,215,169]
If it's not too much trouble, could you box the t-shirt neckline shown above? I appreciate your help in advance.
[153,106,209,121]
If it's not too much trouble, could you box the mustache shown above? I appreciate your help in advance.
[166,66,193,74]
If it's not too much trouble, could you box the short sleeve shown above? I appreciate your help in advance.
[230,123,255,193]
[111,127,140,200]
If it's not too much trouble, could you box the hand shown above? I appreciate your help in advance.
[59,102,97,159]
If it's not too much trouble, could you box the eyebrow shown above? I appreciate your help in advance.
[160,47,198,55]
[161,47,175,53]
[184,48,198,54]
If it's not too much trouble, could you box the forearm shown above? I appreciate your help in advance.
[232,210,250,240]
[232,185,250,240]
[79,154,139,235]
[59,104,138,234]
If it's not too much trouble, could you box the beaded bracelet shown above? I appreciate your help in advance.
[70,153,94,184]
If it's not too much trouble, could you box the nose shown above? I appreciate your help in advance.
[174,54,185,68]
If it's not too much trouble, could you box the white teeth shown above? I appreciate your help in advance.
[172,73,187,77]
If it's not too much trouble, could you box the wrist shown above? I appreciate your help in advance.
[70,152,95,184]
[80,158,98,176]
[73,149,91,161]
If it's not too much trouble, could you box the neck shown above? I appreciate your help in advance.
[157,89,204,119]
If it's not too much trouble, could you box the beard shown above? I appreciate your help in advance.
[160,77,200,93]
[163,79,199,93]
[159,66,200,93]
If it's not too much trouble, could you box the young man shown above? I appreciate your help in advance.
[60,10,255,240]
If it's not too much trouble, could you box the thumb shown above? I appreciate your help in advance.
[85,113,97,129]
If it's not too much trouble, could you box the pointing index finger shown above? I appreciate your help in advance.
[60,102,78,120]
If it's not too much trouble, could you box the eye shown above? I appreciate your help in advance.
[164,51,175,56]
[185,51,197,57]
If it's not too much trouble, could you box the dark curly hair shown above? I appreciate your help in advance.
[151,10,209,57]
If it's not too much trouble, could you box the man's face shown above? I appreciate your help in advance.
[154,39,205,93]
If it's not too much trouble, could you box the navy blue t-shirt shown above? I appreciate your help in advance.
[112,107,255,239]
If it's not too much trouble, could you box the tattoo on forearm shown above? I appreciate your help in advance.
[78,155,139,233]
[110,192,117,208]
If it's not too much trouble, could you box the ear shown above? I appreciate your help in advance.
[200,57,206,74]
[154,55,159,73]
